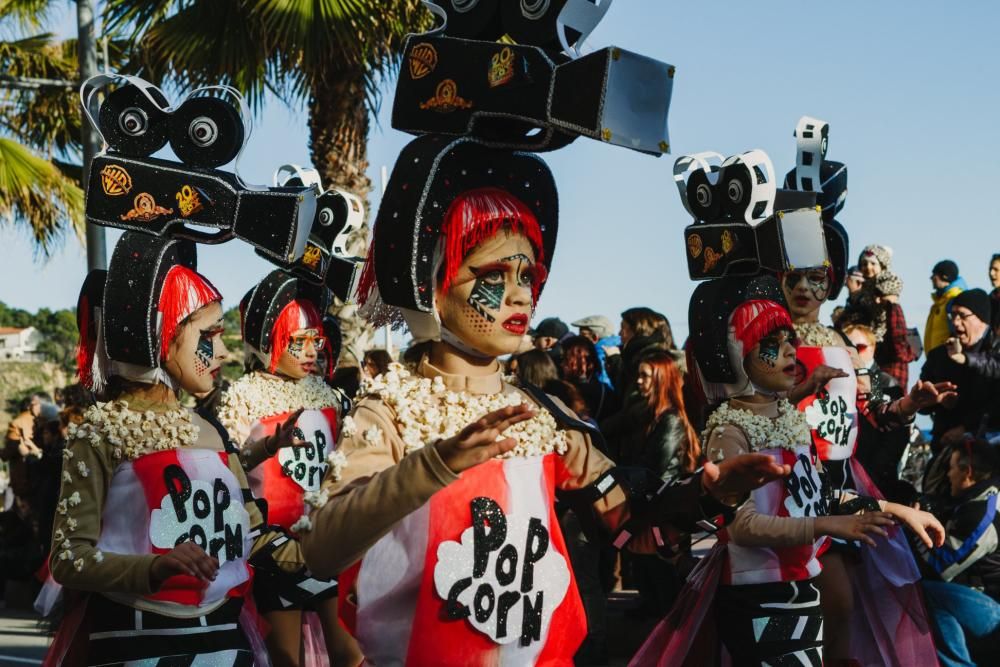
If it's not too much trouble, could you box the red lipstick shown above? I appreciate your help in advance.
[503,314,529,335]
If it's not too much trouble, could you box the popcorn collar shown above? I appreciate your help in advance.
[795,322,844,348]
[218,372,345,436]
[67,400,199,462]
[703,398,810,453]
[360,363,569,459]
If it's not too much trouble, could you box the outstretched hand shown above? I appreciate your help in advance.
[702,454,791,504]
[788,364,850,403]
[435,404,535,474]
[901,380,958,416]
[886,503,946,549]
[815,513,894,548]
[272,408,307,451]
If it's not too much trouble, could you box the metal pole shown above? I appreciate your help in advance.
[77,0,106,271]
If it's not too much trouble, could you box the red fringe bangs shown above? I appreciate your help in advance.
[76,293,94,388]
[269,299,323,373]
[729,299,793,357]
[440,187,545,300]
[357,187,547,309]
[158,265,222,361]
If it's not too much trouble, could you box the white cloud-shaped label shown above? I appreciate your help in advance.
[149,464,251,564]
[783,451,825,518]
[434,497,569,646]
[277,410,332,492]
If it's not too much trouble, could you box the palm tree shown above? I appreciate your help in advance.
[104,0,430,364]
[0,7,88,256]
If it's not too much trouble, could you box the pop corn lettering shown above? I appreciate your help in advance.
[434,496,570,646]
[153,465,249,562]
[807,392,851,450]
[783,453,826,518]
[277,412,330,491]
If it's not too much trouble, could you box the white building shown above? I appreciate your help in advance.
[0,326,45,361]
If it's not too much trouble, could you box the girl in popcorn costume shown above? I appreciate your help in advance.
[298,136,795,667]
[47,233,310,666]
[632,288,945,667]
[217,269,360,667]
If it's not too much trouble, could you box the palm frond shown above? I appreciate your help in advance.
[0,136,84,256]
[0,0,53,33]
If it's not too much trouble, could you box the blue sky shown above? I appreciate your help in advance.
[4,1,1000,350]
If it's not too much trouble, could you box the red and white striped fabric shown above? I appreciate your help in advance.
[721,445,829,586]
[341,453,586,666]
[246,408,337,531]
[97,448,252,610]
[796,345,859,462]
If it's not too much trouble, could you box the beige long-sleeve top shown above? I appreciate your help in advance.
[301,358,634,578]
[706,398,816,548]
[49,394,305,605]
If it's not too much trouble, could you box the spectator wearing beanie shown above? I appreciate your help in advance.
[873,271,917,388]
[920,288,1000,453]
[859,244,892,280]
[530,316,571,367]
[925,259,967,353]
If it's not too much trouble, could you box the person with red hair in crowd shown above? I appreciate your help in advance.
[298,138,792,666]
[216,269,360,666]
[46,235,311,666]
[603,349,701,617]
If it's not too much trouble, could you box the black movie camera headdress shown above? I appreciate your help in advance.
[361,134,557,341]
[267,165,366,303]
[782,115,849,300]
[80,74,316,263]
[673,148,830,282]
[392,0,674,154]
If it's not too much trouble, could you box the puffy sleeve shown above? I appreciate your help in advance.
[301,397,459,578]
[49,436,158,595]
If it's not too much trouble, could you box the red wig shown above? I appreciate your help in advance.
[157,265,222,361]
[268,299,325,374]
[728,299,794,360]
[639,350,701,472]
[358,187,547,306]
[76,292,95,388]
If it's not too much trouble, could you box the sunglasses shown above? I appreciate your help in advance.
[854,343,870,353]
[289,333,328,351]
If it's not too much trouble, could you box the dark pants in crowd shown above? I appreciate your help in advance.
[559,508,609,665]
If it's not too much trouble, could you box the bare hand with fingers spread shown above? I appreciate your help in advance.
[435,404,536,474]
[815,512,895,548]
[703,454,791,504]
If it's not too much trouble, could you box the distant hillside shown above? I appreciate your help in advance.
[0,361,70,426]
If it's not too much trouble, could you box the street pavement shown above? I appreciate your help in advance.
[0,608,47,666]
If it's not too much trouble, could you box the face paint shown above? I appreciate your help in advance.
[276,328,324,380]
[467,253,535,323]
[164,302,225,395]
[437,234,539,358]
[195,326,223,375]
[782,268,831,321]
[744,328,798,393]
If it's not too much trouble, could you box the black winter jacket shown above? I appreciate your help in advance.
[919,329,1000,444]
